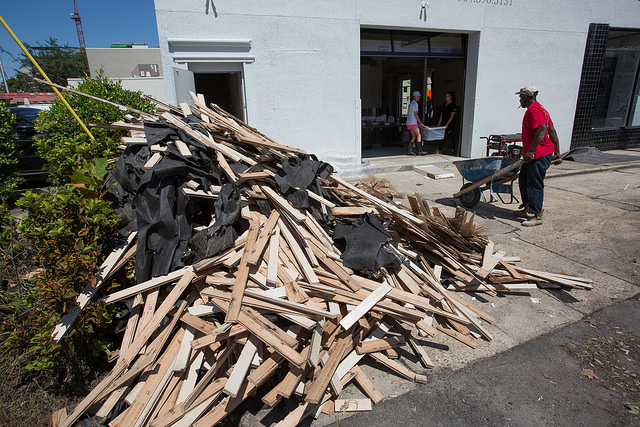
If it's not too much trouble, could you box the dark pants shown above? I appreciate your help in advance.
[518,154,552,214]
[438,128,456,152]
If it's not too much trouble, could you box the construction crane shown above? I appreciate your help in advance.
[70,0,88,65]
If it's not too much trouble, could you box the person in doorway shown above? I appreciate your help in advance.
[406,91,425,155]
[436,91,457,154]
[514,85,562,227]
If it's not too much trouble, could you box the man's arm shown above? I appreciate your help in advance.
[548,123,563,164]
[523,124,548,163]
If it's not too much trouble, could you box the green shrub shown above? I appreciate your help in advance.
[0,178,120,374]
[35,70,155,185]
[0,103,22,200]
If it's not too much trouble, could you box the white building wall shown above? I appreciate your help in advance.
[154,0,640,160]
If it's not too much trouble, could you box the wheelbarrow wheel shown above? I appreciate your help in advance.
[458,183,481,208]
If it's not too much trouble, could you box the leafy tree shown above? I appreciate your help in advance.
[0,103,22,199]
[0,160,122,380]
[6,37,87,93]
[35,70,156,185]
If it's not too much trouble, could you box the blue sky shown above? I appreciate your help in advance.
[1,1,159,77]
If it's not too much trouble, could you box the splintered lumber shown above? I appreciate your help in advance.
[339,281,391,330]
[54,90,593,427]
[224,335,260,398]
[226,220,260,322]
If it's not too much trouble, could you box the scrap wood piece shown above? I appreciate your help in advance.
[175,350,205,404]
[305,332,353,404]
[331,206,376,216]
[226,220,260,323]
[476,242,506,279]
[355,334,406,355]
[407,336,435,368]
[350,366,384,404]
[437,324,479,349]
[224,335,260,398]
[246,210,280,265]
[334,398,373,412]
[174,139,193,158]
[99,266,192,305]
[339,281,392,330]
[52,232,137,343]
[52,408,68,427]
[368,352,428,384]
[261,185,307,222]
[514,266,593,289]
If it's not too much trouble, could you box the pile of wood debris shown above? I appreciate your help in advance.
[52,91,592,427]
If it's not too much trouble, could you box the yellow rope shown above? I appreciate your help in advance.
[0,15,95,141]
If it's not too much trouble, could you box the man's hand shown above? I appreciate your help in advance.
[523,151,535,163]
[551,153,563,165]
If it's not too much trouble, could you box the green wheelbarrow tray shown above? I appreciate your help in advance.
[452,157,523,208]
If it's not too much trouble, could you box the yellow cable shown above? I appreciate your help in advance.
[0,15,95,141]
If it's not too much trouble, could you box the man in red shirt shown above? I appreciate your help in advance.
[514,85,562,226]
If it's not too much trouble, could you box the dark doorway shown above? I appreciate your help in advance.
[194,72,244,119]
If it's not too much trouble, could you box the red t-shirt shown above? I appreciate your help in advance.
[522,101,555,158]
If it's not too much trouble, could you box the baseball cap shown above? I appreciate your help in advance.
[516,85,539,97]
[413,91,421,97]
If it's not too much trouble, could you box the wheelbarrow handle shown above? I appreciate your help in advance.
[453,159,523,198]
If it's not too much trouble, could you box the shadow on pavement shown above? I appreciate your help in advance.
[435,196,523,224]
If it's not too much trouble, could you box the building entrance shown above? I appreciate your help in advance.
[360,29,466,157]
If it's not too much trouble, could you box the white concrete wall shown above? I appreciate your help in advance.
[154,0,640,159]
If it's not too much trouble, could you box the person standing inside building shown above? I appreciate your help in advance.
[406,91,425,155]
[436,91,457,154]
[513,85,562,227]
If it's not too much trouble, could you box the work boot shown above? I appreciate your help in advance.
[513,204,533,219]
[521,210,543,227]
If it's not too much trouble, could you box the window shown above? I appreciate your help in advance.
[592,29,640,129]
[361,29,464,58]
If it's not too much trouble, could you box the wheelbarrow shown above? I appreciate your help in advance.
[452,157,523,208]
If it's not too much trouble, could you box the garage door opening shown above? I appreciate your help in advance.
[360,29,466,157]
[194,72,244,120]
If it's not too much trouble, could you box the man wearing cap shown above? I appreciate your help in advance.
[406,91,425,155]
[514,85,562,226]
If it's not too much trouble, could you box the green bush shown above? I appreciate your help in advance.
[0,103,22,200]
[0,179,120,374]
[35,70,155,185]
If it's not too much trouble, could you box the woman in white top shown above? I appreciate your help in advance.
[406,91,424,155]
